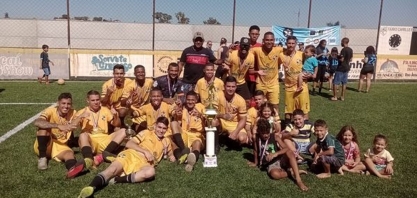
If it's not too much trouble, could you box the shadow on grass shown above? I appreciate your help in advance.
[0,88,5,93]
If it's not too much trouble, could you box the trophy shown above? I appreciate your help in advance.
[124,115,136,139]
[203,83,218,168]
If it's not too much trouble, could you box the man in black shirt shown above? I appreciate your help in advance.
[179,32,221,95]
[331,37,353,101]
[153,62,184,104]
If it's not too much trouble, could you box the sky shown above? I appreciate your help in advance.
[1,0,416,28]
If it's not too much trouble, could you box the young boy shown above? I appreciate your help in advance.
[296,45,318,92]
[283,109,314,163]
[38,44,54,84]
[250,118,308,191]
[310,119,345,179]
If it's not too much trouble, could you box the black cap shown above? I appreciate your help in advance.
[240,37,250,46]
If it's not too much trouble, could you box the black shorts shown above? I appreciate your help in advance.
[314,65,327,82]
[236,83,251,100]
[360,65,374,75]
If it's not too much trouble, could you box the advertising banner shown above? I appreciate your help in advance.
[71,53,153,78]
[376,57,417,79]
[0,50,68,80]
[154,55,180,78]
[377,26,413,55]
[272,25,341,46]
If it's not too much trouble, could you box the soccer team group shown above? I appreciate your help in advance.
[34,25,394,197]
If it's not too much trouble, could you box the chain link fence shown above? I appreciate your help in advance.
[0,0,416,79]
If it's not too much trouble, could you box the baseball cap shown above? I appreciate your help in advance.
[240,37,250,46]
[193,32,204,40]
[298,42,304,45]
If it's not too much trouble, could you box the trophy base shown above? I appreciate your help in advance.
[203,154,217,167]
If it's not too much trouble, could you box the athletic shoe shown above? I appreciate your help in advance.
[84,158,94,170]
[66,161,85,179]
[102,151,117,163]
[38,157,48,170]
[185,153,196,172]
[78,186,94,198]
[93,154,103,166]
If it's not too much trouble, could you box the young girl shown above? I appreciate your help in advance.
[296,45,318,92]
[252,103,281,139]
[363,134,394,179]
[327,47,339,91]
[336,125,366,175]
[358,46,377,93]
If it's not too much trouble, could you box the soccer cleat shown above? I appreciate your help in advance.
[178,148,190,164]
[38,157,48,170]
[84,158,95,171]
[185,153,196,172]
[102,151,117,163]
[66,161,85,179]
[78,186,94,198]
[93,154,103,166]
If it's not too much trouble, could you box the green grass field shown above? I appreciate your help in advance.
[0,81,416,198]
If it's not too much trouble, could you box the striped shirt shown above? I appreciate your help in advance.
[284,121,314,143]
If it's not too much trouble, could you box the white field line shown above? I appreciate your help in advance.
[0,103,55,144]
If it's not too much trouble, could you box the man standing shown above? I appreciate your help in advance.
[206,40,214,55]
[153,62,184,105]
[215,38,229,79]
[101,64,132,127]
[246,25,263,95]
[278,36,310,124]
[252,32,283,111]
[179,32,220,95]
[332,37,353,101]
[224,37,255,103]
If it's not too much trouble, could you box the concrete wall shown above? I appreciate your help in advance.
[0,19,377,53]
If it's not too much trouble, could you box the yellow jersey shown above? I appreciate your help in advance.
[252,46,283,85]
[101,78,133,108]
[75,106,114,134]
[181,103,205,133]
[217,91,247,122]
[133,102,173,130]
[278,50,305,92]
[246,107,258,127]
[122,78,154,109]
[225,50,255,85]
[132,130,172,166]
[39,107,76,144]
[194,77,224,108]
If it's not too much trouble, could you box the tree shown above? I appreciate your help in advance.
[5,12,9,18]
[154,12,172,23]
[93,17,103,21]
[203,17,221,25]
[175,12,189,24]
[326,21,346,28]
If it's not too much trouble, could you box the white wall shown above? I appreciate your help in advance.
[0,19,377,53]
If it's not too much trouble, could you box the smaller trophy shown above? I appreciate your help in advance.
[124,115,136,139]
[203,83,218,168]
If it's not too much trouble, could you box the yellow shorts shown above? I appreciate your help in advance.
[132,115,146,125]
[220,119,247,135]
[182,131,205,149]
[284,88,310,114]
[89,133,114,154]
[34,139,72,162]
[115,149,151,175]
[256,83,280,105]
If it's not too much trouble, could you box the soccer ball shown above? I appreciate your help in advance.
[57,79,65,85]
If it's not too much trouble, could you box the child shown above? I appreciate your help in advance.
[327,47,339,91]
[296,45,318,92]
[252,103,281,137]
[283,109,314,163]
[363,134,394,179]
[38,44,54,84]
[250,118,308,191]
[310,119,345,179]
[358,46,377,93]
[336,125,366,174]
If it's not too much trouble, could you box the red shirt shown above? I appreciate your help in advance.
[247,42,262,82]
